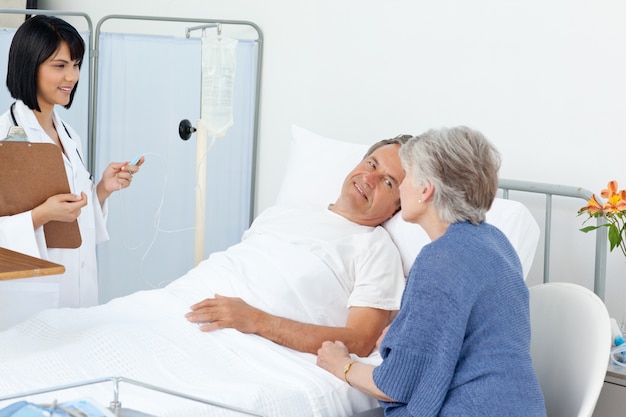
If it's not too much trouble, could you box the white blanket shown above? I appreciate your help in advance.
[0,234,380,416]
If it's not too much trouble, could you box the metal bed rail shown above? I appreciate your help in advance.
[498,178,607,300]
[0,376,264,416]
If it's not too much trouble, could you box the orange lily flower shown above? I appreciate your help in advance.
[601,180,619,199]
[604,193,626,214]
[579,194,604,216]
[580,180,626,258]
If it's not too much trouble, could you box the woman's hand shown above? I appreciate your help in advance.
[31,192,88,229]
[317,340,352,380]
[317,340,395,401]
[96,156,145,204]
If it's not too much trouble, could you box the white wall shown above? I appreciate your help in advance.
[37,0,626,318]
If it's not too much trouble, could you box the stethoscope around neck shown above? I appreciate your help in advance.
[9,101,93,176]
[10,101,73,140]
[9,102,18,126]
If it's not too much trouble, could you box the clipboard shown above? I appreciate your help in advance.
[0,141,82,248]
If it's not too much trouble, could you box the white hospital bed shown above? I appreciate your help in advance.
[0,125,604,417]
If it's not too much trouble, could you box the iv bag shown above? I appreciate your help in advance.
[201,34,238,138]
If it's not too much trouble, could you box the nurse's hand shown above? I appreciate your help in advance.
[96,157,145,205]
[31,192,88,229]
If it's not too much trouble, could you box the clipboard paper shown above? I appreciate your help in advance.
[0,141,82,248]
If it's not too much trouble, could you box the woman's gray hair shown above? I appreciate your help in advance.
[399,126,501,225]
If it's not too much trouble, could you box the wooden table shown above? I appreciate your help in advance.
[0,247,65,280]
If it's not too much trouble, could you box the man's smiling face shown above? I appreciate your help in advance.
[332,144,405,226]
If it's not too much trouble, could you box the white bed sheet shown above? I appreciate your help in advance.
[0,234,380,416]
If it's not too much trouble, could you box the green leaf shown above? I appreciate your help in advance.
[608,224,623,252]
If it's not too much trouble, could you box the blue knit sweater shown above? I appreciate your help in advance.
[373,221,546,417]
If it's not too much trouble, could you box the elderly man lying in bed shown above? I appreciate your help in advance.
[179,134,410,357]
[0,134,410,415]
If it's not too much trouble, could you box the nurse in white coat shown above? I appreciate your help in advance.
[0,15,144,328]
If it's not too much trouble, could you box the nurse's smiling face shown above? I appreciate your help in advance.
[36,41,81,112]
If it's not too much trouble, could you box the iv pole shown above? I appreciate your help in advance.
[169,17,262,268]
[178,118,207,266]
[179,23,222,266]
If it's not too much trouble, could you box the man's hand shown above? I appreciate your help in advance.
[186,294,264,333]
[185,295,393,356]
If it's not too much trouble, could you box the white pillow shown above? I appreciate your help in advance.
[275,125,369,208]
[383,199,540,279]
[276,124,540,279]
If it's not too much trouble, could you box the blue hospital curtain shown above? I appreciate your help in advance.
[95,32,257,302]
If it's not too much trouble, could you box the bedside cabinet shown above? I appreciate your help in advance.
[592,364,626,417]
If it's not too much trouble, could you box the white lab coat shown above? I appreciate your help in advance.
[0,100,109,328]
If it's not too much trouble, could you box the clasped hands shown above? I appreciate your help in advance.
[185,294,263,333]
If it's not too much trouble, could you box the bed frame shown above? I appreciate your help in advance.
[0,376,263,416]
[0,178,608,417]
[498,178,607,300]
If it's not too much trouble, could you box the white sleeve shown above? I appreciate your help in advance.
[92,189,110,244]
[0,211,47,258]
[348,226,405,310]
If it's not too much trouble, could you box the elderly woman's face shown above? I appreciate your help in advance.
[399,168,425,224]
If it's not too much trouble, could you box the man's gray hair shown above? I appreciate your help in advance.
[363,134,414,159]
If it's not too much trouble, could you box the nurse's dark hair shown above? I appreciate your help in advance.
[362,134,414,159]
[6,15,85,111]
